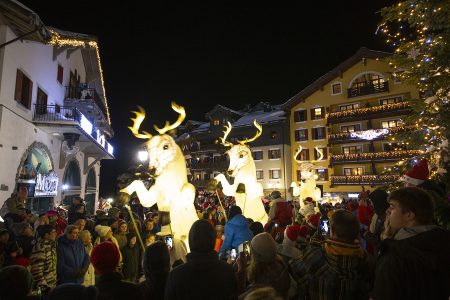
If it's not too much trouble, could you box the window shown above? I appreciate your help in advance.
[36,88,48,115]
[342,145,363,155]
[341,124,361,132]
[252,150,263,161]
[269,169,281,179]
[14,69,33,109]
[295,149,310,161]
[339,103,360,111]
[331,82,342,95]
[381,119,403,128]
[295,129,308,141]
[380,96,403,105]
[57,64,64,84]
[316,169,328,181]
[256,170,264,180]
[314,147,328,160]
[268,149,281,159]
[213,120,220,126]
[311,107,325,120]
[312,127,326,140]
[294,110,307,122]
[343,167,364,176]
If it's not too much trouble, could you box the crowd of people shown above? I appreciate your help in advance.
[0,160,449,300]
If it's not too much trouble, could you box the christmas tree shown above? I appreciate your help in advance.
[377,0,450,185]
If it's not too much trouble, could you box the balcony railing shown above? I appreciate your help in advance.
[331,175,400,186]
[33,104,81,123]
[327,102,410,124]
[328,125,417,144]
[65,86,107,118]
[330,150,421,165]
[347,81,389,98]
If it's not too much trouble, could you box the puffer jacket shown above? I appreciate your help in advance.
[57,234,90,284]
[219,214,253,255]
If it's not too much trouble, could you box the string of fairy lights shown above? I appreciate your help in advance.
[331,175,400,184]
[327,102,409,120]
[330,150,422,163]
[328,125,417,141]
[47,30,111,126]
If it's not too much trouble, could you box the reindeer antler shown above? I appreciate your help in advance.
[294,145,303,162]
[154,102,186,135]
[219,121,234,147]
[237,120,262,144]
[128,106,153,139]
[312,147,324,163]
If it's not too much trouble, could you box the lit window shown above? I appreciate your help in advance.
[269,169,281,179]
[344,167,363,176]
[315,108,322,116]
[213,120,220,126]
[332,83,342,95]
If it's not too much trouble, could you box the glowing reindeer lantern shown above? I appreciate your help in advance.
[120,102,198,242]
[291,145,323,214]
[214,120,269,224]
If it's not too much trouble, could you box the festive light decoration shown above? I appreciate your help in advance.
[327,102,409,121]
[350,129,389,140]
[214,120,269,224]
[47,30,111,125]
[331,175,400,185]
[328,125,417,141]
[331,150,422,163]
[120,103,198,244]
[291,145,323,214]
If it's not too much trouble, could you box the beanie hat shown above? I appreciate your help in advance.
[269,191,281,200]
[188,219,215,253]
[15,257,30,268]
[90,241,120,275]
[228,205,242,220]
[46,210,59,217]
[285,225,302,242]
[404,159,429,186]
[0,265,33,299]
[307,213,320,229]
[10,222,31,237]
[250,232,277,263]
[298,225,309,239]
[108,207,120,218]
[95,225,111,238]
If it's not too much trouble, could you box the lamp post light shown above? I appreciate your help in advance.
[138,150,148,162]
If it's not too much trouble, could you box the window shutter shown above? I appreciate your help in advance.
[305,149,310,160]
[296,170,301,181]
[57,65,63,84]
[27,79,33,108]
[294,111,299,122]
[310,108,315,120]
[14,69,23,102]
[305,129,309,140]
[323,147,328,159]
[321,107,325,118]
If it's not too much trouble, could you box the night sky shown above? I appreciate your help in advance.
[19,0,395,196]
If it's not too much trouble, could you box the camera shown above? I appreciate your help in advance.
[229,249,237,261]
[164,236,173,249]
[318,218,329,237]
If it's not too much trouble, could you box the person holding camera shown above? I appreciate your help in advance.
[219,206,253,259]
[290,209,374,300]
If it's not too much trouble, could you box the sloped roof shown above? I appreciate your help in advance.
[205,104,243,119]
[233,106,286,127]
[282,47,392,111]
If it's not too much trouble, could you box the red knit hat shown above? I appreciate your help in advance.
[304,197,313,204]
[298,225,308,239]
[285,225,302,241]
[404,159,429,186]
[307,213,320,229]
[90,241,120,275]
[15,257,30,268]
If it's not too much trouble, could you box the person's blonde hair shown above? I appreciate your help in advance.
[79,230,91,242]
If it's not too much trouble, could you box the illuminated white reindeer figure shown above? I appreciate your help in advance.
[291,145,323,213]
[120,102,198,243]
[214,120,269,224]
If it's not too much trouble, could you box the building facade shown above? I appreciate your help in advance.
[177,102,292,198]
[283,48,420,198]
[0,1,114,214]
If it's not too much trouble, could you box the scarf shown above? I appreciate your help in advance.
[324,238,363,257]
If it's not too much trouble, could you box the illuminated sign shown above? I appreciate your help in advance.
[78,113,114,155]
[80,114,93,135]
[34,171,59,197]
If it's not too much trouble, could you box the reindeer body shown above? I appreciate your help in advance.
[214,122,269,224]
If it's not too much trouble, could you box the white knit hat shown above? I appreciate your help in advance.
[95,225,111,238]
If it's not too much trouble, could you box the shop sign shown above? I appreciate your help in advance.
[34,171,59,197]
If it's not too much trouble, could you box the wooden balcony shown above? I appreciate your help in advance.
[328,125,417,144]
[327,102,410,124]
[330,150,421,165]
[347,81,389,98]
[331,175,400,186]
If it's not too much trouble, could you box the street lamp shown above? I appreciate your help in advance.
[138,150,148,162]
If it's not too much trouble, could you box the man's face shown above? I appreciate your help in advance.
[67,228,80,240]
[47,229,57,241]
[17,186,28,200]
[387,200,413,230]
[152,216,159,224]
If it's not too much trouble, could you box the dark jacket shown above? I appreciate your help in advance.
[67,204,86,225]
[56,235,90,284]
[373,227,450,300]
[96,272,144,300]
[219,215,253,254]
[290,238,375,300]
[165,252,238,300]
[121,245,140,282]
[15,235,34,258]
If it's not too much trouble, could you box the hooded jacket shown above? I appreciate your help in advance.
[373,227,450,300]
[165,252,238,300]
[219,214,253,254]
[56,234,90,284]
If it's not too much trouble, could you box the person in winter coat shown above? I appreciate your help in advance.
[121,232,140,282]
[94,225,122,265]
[91,241,144,300]
[238,233,292,299]
[365,189,390,255]
[56,225,90,284]
[290,209,375,300]
[373,187,450,300]
[277,225,302,263]
[47,210,67,236]
[0,185,27,217]
[113,220,128,251]
[79,230,95,286]
[219,206,253,257]
[139,241,170,300]
[68,197,86,225]
[30,225,57,293]
[11,222,34,258]
[165,220,238,300]
[268,191,293,227]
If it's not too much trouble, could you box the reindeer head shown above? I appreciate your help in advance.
[128,102,185,177]
[220,120,262,177]
[294,145,324,181]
